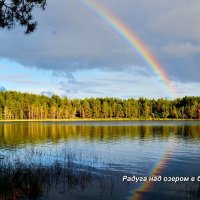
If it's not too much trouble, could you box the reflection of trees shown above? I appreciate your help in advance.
[0,123,200,147]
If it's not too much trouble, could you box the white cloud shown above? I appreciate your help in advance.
[173,81,200,97]
[56,69,170,99]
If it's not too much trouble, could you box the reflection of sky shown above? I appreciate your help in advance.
[141,143,200,200]
[1,121,200,200]
[2,136,171,175]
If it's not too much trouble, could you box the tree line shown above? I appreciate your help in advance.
[0,91,200,120]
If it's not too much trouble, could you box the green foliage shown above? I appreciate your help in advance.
[0,0,46,34]
[0,91,200,120]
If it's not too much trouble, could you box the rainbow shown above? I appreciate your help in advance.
[131,141,177,200]
[78,0,176,98]
[77,2,178,197]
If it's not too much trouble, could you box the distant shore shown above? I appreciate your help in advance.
[0,118,199,122]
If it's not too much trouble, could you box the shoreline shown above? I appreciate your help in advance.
[0,118,199,122]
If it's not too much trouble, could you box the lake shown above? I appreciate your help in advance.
[0,120,200,200]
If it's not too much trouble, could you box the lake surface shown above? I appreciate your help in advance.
[0,120,200,200]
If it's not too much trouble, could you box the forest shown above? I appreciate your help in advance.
[0,91,200,120]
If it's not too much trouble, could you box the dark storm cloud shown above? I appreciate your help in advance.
[0,0,200,82]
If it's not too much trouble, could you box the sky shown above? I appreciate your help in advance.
[0,0,200,99]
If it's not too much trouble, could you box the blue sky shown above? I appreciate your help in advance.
[0,0,200,99]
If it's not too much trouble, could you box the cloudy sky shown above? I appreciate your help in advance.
[0,0,200,99]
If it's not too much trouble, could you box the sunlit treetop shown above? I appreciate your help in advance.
[0,0,46,34]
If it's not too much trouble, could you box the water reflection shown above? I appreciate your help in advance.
[0,121,200,200]
[0,122,200,147]
[0,158,126,200]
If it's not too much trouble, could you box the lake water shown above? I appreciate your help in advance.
[0,120,200,200]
